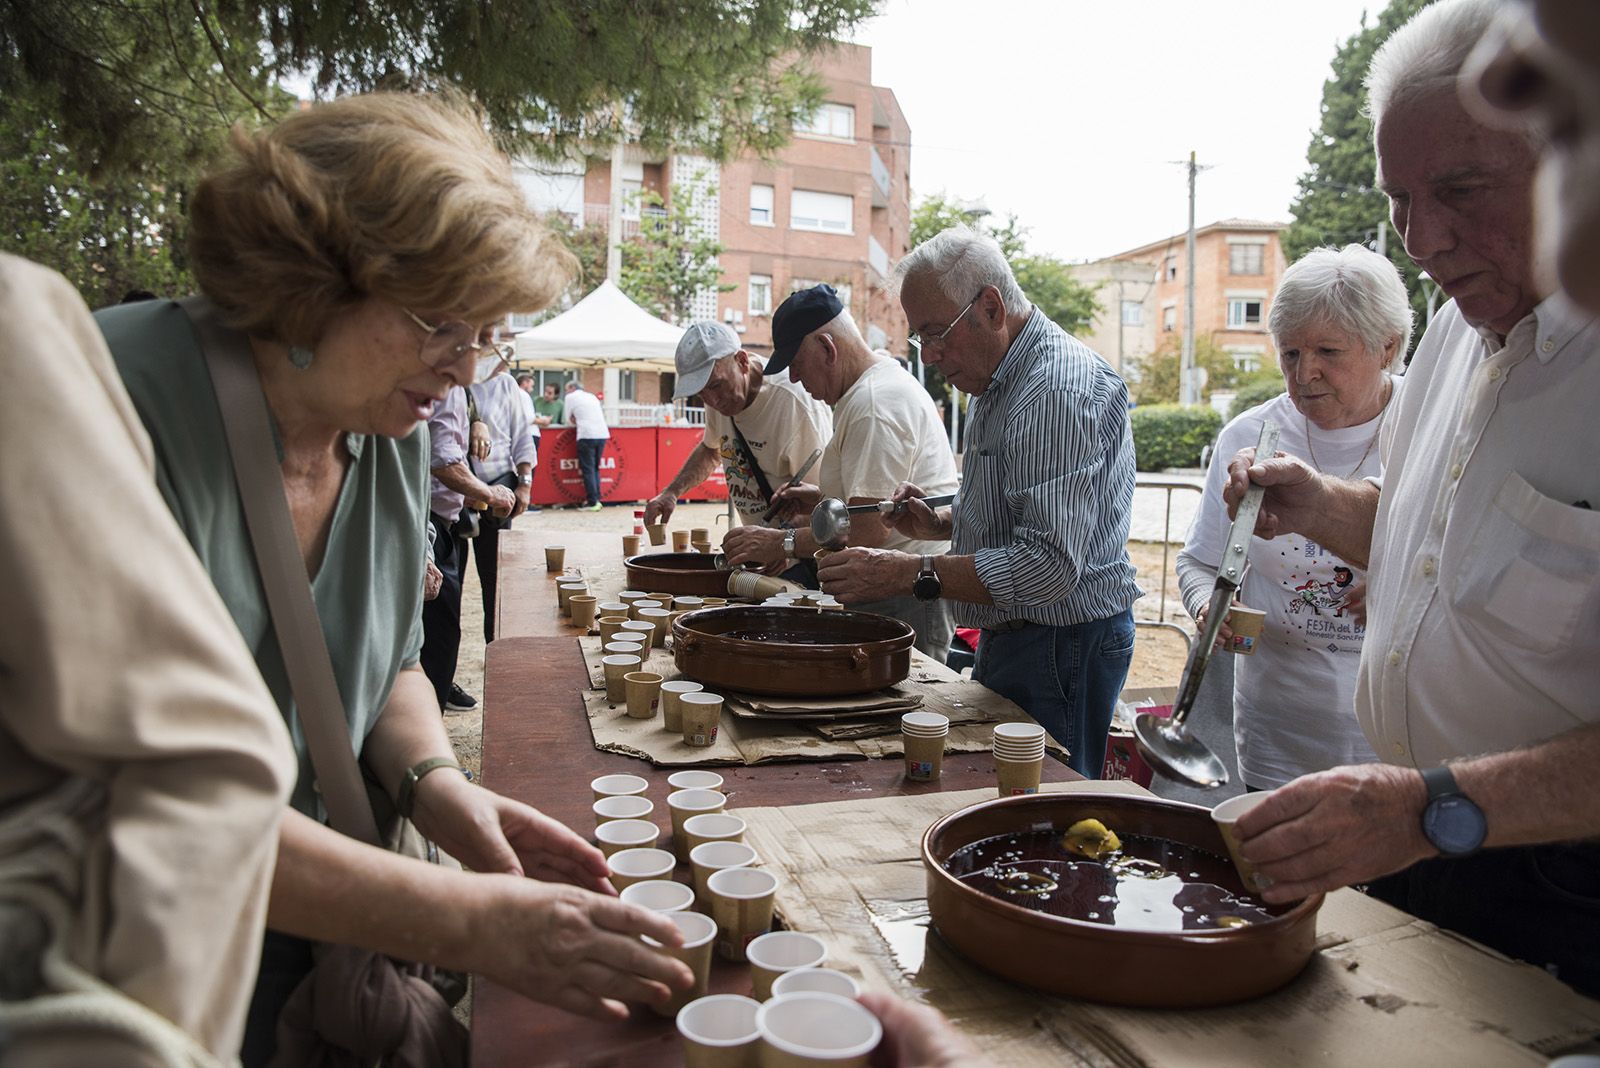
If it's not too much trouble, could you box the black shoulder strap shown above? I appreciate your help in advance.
[729,419,775,504]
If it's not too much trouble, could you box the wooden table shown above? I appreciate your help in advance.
[471,528,1081,1066]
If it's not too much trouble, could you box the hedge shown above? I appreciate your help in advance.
[1129,404,1223,472]
[1228,378,1288,422]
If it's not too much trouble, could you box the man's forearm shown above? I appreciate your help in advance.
[432,461,493,504]
[1300,478,1380,568]
[664,445,721,499]
[1455,724,1600,848]
[930,554,994,605]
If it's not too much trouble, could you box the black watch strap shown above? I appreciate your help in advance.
[1421,764,1460,801]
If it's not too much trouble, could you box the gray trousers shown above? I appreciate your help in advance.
[853,594,954,664]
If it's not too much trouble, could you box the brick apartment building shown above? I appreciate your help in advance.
[511,42,912,407]
[1070,219,1289,383]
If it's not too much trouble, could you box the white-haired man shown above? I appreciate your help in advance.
[723,284,958,660]
[646,321,832,580]
[820,231,1142,779]
[1227,0,1600,996]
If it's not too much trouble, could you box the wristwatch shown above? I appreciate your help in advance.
[397,757,466,819]
[912,555,942,601]
[1420,765,1486,856]
[518,472,533,487]
[782,528,797,557]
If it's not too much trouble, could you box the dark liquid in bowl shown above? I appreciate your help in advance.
[718,630,843,644]
[943,830,1280,931]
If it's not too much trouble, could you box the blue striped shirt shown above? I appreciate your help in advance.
[951,308,1142,628]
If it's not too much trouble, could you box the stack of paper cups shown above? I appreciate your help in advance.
[900,711,950,782]
[993,722,1047,796]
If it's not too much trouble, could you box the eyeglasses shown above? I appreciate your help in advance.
[403,308,513,372]
[907,292,981,352]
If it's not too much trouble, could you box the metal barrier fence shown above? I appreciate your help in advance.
[1132,475,1206,654]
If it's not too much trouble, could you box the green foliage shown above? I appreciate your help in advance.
[1127,335,1278,407]
[538,212,611,316]
[620,184,735,323]
[1281,0,1434,350]
[1130,405,1223,473]
[1229,378,1289,422]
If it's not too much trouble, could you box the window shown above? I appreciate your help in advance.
[1120,301,1144,327]
[789,190,853,234]
[796,102,855,140]
[749,184,774,226]
[1227,298,1264,328]
[1162,305,1177,333]
[1227,347,1265,373]
[748,274,773,315]
[1164,257,1178,282]
[618,370,637,402]
[621,179,643,220]
[1229,243,1264,275]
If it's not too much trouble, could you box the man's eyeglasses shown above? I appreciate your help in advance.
[906,292,981,352]
[404,308,513,371]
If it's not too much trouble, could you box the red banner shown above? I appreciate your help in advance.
[532,427,727,506]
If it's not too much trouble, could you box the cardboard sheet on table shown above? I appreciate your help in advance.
[577,637,1067,767]
[734,782,1600,1067]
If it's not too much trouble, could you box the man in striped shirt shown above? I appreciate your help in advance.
[818,228,1141,778]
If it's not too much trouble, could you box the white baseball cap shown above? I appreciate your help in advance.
[673,321,741,398]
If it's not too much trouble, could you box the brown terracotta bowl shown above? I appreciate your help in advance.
[625,552,731,597]
[922,792,1323,1007]
[672,605,914,696]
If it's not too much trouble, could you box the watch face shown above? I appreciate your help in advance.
[1424,796,1487,855]
[913,573,941,601]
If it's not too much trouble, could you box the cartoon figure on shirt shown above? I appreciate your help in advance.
[716,435,763,515]
[1291,567,1356,616]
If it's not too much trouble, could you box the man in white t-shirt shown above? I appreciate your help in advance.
[724,285,958,660]
[648,321,833,577]
[564,381,610,510]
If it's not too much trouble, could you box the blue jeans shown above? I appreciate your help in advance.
[972,610,1134,778]
[576,437,605,505]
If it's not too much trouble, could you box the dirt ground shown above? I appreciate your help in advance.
[444,503,1193,782]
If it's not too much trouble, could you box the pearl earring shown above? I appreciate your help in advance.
[288,345,314,370]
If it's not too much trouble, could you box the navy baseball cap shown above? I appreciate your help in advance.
[767,284,843,376]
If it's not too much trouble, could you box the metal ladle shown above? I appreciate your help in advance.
[810,494,958,550]
[1134,421,1280,788]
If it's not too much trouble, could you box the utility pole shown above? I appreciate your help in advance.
[605,134,625,284]
[1377,216,1388,257]
[1180,150,1199,406]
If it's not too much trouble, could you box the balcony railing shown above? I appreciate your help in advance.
[868,235,890,281]
[582,202,668,238]
[869,146,891,207]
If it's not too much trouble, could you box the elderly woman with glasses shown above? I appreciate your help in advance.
[1176,244,1413,792]
[94,93,690,1064]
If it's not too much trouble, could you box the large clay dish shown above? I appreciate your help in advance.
[672,605,914,696]
[922,792,1322,1007]
[625,552,731,597]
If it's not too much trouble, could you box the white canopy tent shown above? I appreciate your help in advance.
[512,280,684,372]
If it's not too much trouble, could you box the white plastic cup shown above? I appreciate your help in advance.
[593,794,655,827]
[677,994,761,1068]
[668,770,725,793]
[746,931,828,1002]
[689,840,758,903]
[770,967,861,1001]
[755,991,881,1063]
[620,879,697,914]
[684,812,747,855]
[607,846,677,892]
[595,818,661,857]
[590,773,649,802]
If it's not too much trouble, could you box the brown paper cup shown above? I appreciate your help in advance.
[598,615,630,643]
[557,581,588,614]
[630,598,663,621]
[902,731,947,782]
[672,529,692,552]
[607,846,676,892]
[623,533,642,557]
[593,794,654,828]
[690,840,758,904]
[692,541,712,556]
[590,773,649,802]
[619,620,657,648]
[745,932,827,1002]
[1226,605,1267,655]
[661,681,706,732]
[684,812,746,855]
[570,594,599,630]
[638,607,672,648]
[596,818,661,857]
[544,545,566,572]
[602,654,642,702]
[707,866,778,962]
[649,523,668,546]
[679,693,724,749]
[755,991,880,1065]
[677,994,761,1068]
[1212,792,1273,893]
[643,910,718,1016]
[625,671,664,720]
[690,527,710,545]
[995,755,1043,797]
[620,879,696,914]
[668,788,727,861]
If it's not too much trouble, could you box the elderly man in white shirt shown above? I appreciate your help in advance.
[466,353,534,641]
[564,381,610,510]
[1224,0,1600,996]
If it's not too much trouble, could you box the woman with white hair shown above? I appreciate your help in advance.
[1177,244,1412,791]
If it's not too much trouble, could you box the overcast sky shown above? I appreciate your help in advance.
[850,0,1387,263]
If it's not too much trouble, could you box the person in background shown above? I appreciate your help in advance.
[513,370,544,513]
[95,92,689,1064]
[534,380,565,427]
[725,284,958,660]
[564,379,609,511]
[1177,244,1411,791]
[1227,0,1600,996]
[1,252,295,1067]
[648,321,833,581]
[467,350,533,641]
[837,228,1141,779]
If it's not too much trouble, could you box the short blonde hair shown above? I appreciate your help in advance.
[189,92,573,344]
